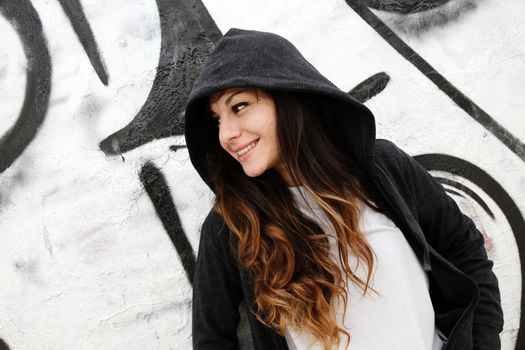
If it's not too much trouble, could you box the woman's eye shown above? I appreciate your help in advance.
[232,102,248,113]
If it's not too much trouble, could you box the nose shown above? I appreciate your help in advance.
[218,116,242,145]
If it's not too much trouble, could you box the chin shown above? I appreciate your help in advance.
[242,165,267,178]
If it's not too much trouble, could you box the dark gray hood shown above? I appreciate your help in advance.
[184,28,376,190]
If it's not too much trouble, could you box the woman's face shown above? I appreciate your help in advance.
[209,88,287,179]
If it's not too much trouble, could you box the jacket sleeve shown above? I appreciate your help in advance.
[375,140,504,350]
[192,210,243,350]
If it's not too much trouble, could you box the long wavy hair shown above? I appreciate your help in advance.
[208,89,375,350]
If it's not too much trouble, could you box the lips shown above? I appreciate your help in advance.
[236,139,259,161]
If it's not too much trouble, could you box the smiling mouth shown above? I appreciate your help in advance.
[237,140,259,159]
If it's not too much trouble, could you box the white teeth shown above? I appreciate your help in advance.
[237,141,258,157]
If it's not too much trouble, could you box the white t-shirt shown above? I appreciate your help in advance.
[285,186,443,350]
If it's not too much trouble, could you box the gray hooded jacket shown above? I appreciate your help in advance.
[184,28,503,350]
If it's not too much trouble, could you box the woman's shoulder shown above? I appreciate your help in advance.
[373,139,407,162]
[201,209,230,243]
[371,139,433,191]
[372,139,414,175]
[202,208,226,231]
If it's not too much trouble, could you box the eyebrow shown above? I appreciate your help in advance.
[209,89,249,117]
[225,89,247,105]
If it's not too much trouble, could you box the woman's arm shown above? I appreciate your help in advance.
[192,210,243,350]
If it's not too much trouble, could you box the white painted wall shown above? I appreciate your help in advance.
[0,0,523,348]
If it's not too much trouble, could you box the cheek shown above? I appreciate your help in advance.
[217,129,228,151]
[267,125,280,152]
[218,136,226,151]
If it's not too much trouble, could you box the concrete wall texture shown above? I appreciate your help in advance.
[0,0,523,349]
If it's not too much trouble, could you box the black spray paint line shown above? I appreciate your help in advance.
[139,162,196,285]
[0,0,52,174]
[361,0,450,14]
[169,145,187,152]
[99,0,222,155]
[57,0,109,85]
[345,2,525,162]
[443,188,465,198]
[414,153,525,348]
[348,72,390,103]
[434,176,495,219]
[360,0,478,36]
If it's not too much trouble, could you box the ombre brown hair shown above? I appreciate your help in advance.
[208,89,375,350]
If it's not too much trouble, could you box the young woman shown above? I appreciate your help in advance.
[184,28,503,350]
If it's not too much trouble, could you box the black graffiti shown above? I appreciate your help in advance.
[361,0,478,34]
[96,0,221,286]
[0,0,51,174]
[443,187,464,199]
[434,176,495,219]
[415,153,525,349]
[345,1,525,163]
[139,162,196,285]
[348,72,390,103]
[96,0,221,289]
[98,0,222,156]
[0,0,109,174]
[360,0,450,14]
[1,0,219,288]
[57,0,109,85]
[170,145,187,152]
